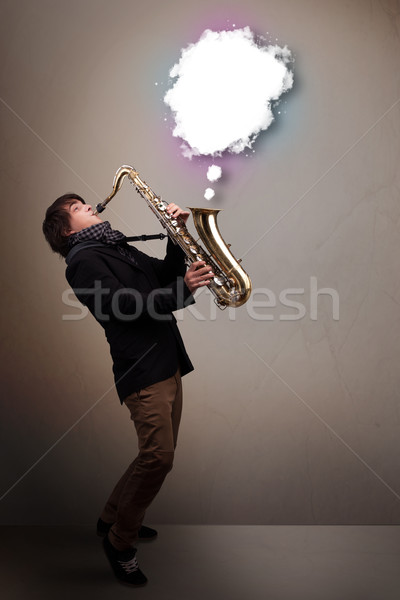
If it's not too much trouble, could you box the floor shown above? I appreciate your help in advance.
[1,525,399,600]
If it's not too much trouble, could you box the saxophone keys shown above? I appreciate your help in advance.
[213,276,225,286]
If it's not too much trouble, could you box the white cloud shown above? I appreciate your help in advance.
[204,188,215,200]
[164,27,293,160]
[207,165,222,182]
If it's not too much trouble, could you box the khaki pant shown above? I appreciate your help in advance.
[100,370,182,551]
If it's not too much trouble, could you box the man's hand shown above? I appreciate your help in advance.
[166,203,190,224]
[184,261,214,294]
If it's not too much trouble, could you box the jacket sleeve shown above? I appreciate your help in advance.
[66,251,194,322]
[134,237,188,286]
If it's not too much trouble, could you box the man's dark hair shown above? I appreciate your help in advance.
[42,193,86,257]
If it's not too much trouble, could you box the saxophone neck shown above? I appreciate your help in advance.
[94,165,136,214]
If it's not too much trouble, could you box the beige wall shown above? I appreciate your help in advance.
[1,0,400,525]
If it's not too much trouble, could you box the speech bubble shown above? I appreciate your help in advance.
[164,26,294,199]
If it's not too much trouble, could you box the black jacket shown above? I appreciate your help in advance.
[65,239,195,402]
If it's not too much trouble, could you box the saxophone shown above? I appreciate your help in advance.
[94,165,252,309]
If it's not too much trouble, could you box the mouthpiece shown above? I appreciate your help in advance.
[95,203,106,214]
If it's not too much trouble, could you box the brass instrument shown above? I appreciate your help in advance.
[94,165,252,309]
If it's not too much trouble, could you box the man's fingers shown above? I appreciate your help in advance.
[190,261,212,273]
[166,203,189,220]
[193,261,206,269]
[184,260,216,293]
[196,267,214,279]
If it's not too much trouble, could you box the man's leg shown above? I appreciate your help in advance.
[100,369,182,551]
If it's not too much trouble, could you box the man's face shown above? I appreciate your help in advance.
[67,200,103,234]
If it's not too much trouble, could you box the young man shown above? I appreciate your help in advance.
[43,194,213,586]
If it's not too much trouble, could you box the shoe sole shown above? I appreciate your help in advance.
[97,529,157,542]
[111,575,148,588]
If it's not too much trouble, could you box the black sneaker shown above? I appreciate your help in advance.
[97,518,157,541]
[137,525,158,541]
[103,535,148,586]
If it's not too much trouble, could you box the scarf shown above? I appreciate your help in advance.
[68,221,136,263]
[68,221,126,246]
